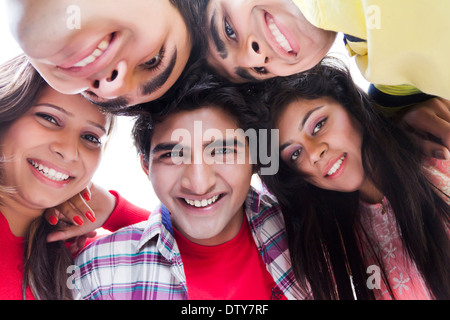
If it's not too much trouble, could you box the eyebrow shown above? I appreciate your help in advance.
[34,103,74,117]
[151,143,180,155]
[208,137,245,149]
[34,103,106,133]
[301,105,325,130]
[210,10,228,59]
[235,67,258,82]
[152,138,245,154]
[279,105,325,152]
[141,49,178,96]
[82,92,130,110]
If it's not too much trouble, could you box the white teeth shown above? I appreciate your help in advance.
[29,160,70,182]
[72,38,110,68]
[184,195,220,208]
[326,155,346,176]
[268,18,293,52]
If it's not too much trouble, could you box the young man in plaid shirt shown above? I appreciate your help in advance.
[73,69,307,300]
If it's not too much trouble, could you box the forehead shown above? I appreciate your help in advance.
[36,86,109,125]
[151,106,240,144]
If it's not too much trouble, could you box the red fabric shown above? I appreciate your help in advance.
[0,191,150,300]
[174,215,287,300]
[0,213,34,300]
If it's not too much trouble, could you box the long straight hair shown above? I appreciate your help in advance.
[260,59,450,299]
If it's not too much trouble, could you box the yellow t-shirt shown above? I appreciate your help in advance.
[294,0,450,102]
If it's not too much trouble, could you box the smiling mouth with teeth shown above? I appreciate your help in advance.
[28,159,71,182]
[183,194,221,208]
[325,153,347,177]
[72,34,113,68]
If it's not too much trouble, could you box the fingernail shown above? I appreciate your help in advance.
[49,216,58,226]
[73,216,84,226]
[83,192,91,201]
[85,211,96,223]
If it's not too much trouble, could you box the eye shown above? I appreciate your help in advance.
[82,134,102,146]
[312,118,327,135]
[212,147,233,155]
[290,148,302,162]
[143,47,165,70]
[36,113,59,126]
[224,19,236,39]
[252,67,268,75]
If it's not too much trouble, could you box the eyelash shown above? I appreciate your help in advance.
[252,67,268,75]
[142,46,165,71]
[224,19,236,39]
[289,148,302,162]
[36,112,58,124]
[312,118,327,135]
[81,134,102,145]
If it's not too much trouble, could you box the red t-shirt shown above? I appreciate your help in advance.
[0,191,150,300]
[0,212,34,300]
[174,215,287,300]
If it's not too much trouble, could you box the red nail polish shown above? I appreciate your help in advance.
[73,216,84,226]
[49,216,58,226]
[85,211,96,223]
[83,192,91,201]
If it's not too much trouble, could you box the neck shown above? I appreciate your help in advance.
[0,197,43,237]
[358,178,384,204]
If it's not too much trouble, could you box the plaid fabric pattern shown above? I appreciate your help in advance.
[73,187,306,300]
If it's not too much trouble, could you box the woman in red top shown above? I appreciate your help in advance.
[0,55,149,300]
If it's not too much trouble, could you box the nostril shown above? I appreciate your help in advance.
[107,70,118,82]
[93,80,100,89]
[252,42,260,53]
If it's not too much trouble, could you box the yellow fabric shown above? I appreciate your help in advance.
[294,0,450,100]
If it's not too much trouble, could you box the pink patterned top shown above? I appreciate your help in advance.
[358,158,449,300]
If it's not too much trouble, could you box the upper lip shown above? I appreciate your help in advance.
[179,192,223,202]
[56,32,117,78]
[322,153,347,177]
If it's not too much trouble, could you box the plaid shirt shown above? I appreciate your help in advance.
[73,187,306,300]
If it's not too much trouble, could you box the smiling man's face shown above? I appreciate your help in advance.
[7,0,192,107]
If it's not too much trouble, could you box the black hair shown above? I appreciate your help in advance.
[259,58,450,299]
[131,60,269,168]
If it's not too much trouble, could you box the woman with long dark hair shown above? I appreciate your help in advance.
[0,55,149,299]
[260,59,449,299]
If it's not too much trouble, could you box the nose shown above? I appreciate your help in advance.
[90,60,129,98]
[180,162,217,195]
[50,132,79,161]
[308,141,328,165]
[239,36,269,68]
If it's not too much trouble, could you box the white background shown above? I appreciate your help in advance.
[0,1,369,212]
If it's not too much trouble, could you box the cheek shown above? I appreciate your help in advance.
[81,150,103,182]
[32,63,88,94]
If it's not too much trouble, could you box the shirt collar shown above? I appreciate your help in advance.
[136,187,263,255]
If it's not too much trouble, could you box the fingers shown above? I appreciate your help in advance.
[55,193,96,226]
[418,139,450,160]
[400,97,450,159]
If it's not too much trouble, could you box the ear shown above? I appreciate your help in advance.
[140,154,150,178]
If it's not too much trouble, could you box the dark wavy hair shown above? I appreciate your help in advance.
[259,59,450,299]
[132,61,269,169]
